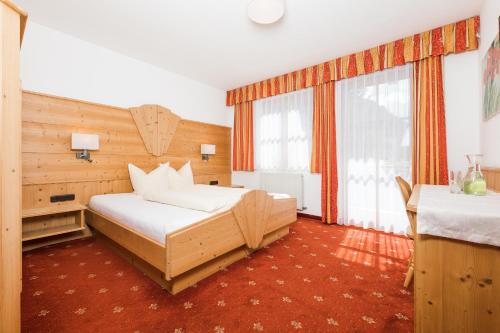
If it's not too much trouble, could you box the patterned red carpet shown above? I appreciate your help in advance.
[22,218,413,332]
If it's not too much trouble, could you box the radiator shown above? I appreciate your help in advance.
[259,172,304,210]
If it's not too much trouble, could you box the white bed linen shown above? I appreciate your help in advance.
[89,193,213,244]
[143,185,254,212]
[144,190,228,212]
[89,185,290,245]
[417,185,500,247]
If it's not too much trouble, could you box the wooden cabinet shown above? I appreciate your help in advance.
[0,1,26,332]
[414,234,500,333]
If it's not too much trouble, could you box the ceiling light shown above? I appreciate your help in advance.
[247,0,285,25]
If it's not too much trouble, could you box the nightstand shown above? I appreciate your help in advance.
[22,203,91,251]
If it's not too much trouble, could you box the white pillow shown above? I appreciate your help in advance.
[128,163,169,196]
[167,161,194,190]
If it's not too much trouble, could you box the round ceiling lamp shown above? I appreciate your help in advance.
[247,0,285,25]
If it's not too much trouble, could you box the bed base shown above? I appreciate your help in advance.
[86,190,296,294]
[93,226,289,294]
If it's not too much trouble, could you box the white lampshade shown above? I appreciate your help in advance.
[248,0,285,25]
[201,144,216,155]
[71,133,99,150]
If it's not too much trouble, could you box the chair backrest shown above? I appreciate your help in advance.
[395,176,416,237]
[395,176,412,204]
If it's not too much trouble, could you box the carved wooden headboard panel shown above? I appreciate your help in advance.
[22,91,231,209]
[129,104,180,156]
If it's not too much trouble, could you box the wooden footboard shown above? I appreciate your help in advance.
[87,189,297,294]
[165,190,296,279]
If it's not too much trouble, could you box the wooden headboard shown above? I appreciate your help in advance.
[22,91,231,209]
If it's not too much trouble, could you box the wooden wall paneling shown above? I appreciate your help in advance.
[22,180,134,208]
[22,122,149,155]
[160,119,231,186]
[23,93,138,133]
[21,156,229,195]
[483,167,500,192]
[21,91,232,209]
[0,1,25,332]
[22,152,160,185]
[194,174,231,186]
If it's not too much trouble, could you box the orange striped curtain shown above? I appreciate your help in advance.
[232,101,254,171]
[310,99,321,173]
[412,56,449,185]
[312,82,338,224]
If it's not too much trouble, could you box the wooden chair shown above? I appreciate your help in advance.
[395,176,416,288]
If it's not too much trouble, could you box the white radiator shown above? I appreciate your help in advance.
[259,172,304,210]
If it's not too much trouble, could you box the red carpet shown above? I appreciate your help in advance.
[22,218,413,332]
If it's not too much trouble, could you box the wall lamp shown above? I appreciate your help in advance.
[72,133,99,162]
[201,144,216,161]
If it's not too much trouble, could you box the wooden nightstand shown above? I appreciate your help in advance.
[22,203,91,251]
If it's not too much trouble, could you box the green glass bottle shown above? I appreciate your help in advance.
[463,154,487,196]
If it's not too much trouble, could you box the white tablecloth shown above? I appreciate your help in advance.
[417,185,500,247]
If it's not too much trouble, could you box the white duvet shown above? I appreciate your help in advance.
[143,185,249,212]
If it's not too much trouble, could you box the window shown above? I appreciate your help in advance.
[254,88,313,172]
[336,64,412,234]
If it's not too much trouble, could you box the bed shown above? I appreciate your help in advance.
[86,185,297,294]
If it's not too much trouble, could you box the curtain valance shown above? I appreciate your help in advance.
[226,16,479,106]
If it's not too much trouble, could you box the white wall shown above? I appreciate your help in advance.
[479,0,500,167]
[20,22,231,127]
[444,51,481,173]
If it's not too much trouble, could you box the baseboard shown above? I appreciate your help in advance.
[297,212,322,221]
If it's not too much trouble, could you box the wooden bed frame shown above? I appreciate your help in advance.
[86,189,297,294]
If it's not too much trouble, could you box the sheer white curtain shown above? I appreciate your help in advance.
[336,64,412,234]
[254,88,313,172]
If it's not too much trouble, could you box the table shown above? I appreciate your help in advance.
[408,185,500,333]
